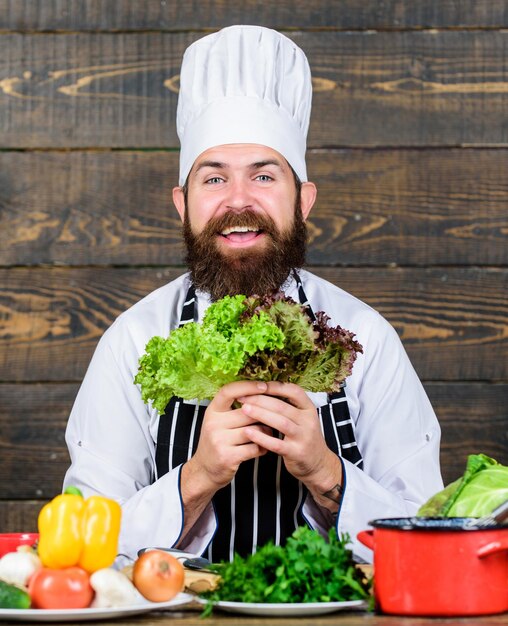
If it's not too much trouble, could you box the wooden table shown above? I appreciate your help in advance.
[55,602,508,626]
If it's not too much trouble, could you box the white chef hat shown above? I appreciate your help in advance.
[176,25,312,186]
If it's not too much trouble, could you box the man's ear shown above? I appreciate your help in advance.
[172,186,186,222]
[300,181,317,220]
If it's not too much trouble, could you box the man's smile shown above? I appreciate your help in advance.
[219,226,265,245]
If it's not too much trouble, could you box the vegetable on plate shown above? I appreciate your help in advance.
[90,567,142,608]
[133,550,185,602]
[0,549,41,589]
[199,526,370,612]
[28,566,94,609]
[0,580,31,609]
[37,486,121,573]
[418,453,508,517]
[135,291,363,411]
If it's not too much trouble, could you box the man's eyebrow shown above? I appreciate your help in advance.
[193,158,284,175]
[250,159,284,170]
[194,160,227,172]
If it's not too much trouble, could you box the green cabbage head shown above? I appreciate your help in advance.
[418,453,508,518]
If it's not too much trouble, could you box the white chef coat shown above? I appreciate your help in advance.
[63,269,443,563]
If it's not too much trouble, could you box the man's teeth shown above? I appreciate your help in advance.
[221,226,259,236]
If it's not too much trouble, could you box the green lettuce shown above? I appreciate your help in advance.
[417,453,508,518]
[134,291,363,412]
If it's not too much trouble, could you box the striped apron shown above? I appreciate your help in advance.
[155,273,363,562]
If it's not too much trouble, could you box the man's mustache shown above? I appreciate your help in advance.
[197,209,279,238]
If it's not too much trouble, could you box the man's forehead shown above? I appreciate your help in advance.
[190,144,288,174]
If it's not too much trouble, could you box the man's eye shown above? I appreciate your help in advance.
[255,174,273,182]
[205,176,224,184]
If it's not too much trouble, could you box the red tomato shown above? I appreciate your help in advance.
[133,550,184,602]
[29,566,94,609]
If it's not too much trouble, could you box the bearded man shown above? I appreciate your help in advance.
[64,26,443,564]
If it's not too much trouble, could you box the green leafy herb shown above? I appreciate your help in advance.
[200,526,370,615]
[417,453,508,517]
[135,292,362,412]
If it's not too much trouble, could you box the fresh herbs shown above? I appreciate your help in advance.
[200,527,370,612]
[135,291,362,411]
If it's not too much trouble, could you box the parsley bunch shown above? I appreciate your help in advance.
[201,527,370,607]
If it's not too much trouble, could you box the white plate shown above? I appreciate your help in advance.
[197,598,367,616]
[0,592,194,622]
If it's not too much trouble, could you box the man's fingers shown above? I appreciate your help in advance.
[233,442,268,464]
[204,421,271,448]
[241,401,296,436]
[228,423,271,446]
[203,407,263,430]
[264,381,315,410]
[211,381,268,411]
[245,426,285,455]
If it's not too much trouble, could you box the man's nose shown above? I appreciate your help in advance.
[225,178,253,210]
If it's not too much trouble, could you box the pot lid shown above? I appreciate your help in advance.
[369,517,508,531]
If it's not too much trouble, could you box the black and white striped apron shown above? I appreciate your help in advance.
[154,273,363,562]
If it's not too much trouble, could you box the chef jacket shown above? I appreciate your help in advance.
[63,269,444,563]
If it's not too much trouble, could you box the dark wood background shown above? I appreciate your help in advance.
[1,1,507,531]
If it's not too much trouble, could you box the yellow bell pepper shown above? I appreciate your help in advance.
[37,487,121,573]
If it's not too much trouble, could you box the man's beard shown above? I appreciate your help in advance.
[183,199,307,301]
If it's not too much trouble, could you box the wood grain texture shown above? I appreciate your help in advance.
[0,501,41,533]
[0,382,505,502]
[1,2,507,549]
[1,148,507,267]
[0,267,182,382]
[0,267,506,383]
[1,0,508,31]
[426,384,508,478]
[0,383,75,500]
[2,31,508,147]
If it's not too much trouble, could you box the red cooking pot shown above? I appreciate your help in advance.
[358,517,508,616]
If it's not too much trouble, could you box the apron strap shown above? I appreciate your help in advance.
[179,284,197,327]
[293,269,316,322]
[292,270,363,469]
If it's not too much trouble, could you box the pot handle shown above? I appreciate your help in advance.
[477,538,508,559]
[357,530,374,550]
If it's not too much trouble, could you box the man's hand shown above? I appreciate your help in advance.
[187,380,272,492]
[177,381,271,544]
[239,381,343,519]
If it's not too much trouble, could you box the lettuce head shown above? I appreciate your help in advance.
[417,453,508,518]
[134,291,363,412]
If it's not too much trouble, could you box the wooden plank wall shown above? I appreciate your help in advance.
[1,1,507,531]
